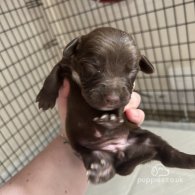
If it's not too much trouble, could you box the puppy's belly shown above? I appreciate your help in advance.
[100,138,136,153]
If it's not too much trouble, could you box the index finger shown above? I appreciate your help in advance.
[124,92,141,111]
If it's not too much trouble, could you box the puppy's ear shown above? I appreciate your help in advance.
[139,55,154,74]
[36,38,80,110]
[63,37,80,58]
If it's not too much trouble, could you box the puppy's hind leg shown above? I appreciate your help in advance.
[115,152,156,176]
[116,129,195,176]
[115,132,157,176]
[82,150,116,184]
[140,129,195,169]
[154,138,195,169]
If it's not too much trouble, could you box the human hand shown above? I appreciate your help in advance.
[56,80,145,137]
[57,79,70,137]
[124,92,145,125]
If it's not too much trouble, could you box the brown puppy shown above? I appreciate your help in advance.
[37,27,195,184]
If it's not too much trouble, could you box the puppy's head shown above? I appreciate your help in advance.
[63,27,154,111]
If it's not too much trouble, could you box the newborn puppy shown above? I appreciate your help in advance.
[36,27,195,184]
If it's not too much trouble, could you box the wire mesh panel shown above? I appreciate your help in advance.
[0,0,61,184]
[43,0,195,122]
[0,0,195,185]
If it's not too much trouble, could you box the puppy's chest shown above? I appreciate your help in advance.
[67,83,131,153]
[74,121,131,153]
[96,136,133,153]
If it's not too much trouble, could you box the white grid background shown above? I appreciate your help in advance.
[0,0,195,185]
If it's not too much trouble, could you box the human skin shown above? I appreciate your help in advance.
[0,80,144,195]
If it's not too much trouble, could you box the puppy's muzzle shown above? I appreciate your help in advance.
[99,83,126,105]
[85,82,131,111]
[105,93,120,106]
[104,90,130,110]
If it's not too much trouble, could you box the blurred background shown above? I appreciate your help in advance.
[0,0,195,185]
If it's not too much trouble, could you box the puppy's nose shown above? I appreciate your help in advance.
[105,94,120,105]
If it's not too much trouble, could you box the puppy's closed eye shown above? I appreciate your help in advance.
[80,63,101,80]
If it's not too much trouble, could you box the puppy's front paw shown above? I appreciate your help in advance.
[87,158,115,184]
[93,114,124,129]
[36,88,57,110]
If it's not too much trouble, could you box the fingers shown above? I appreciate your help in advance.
[125,109,145,126]
[124,92,145,126]
[58,79,70,99]
[57,79,70,119]
[57,80,70,136]
[124,92,141,110]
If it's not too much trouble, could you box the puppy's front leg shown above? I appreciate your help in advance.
[93,113,124,129]
[36,60,70,110]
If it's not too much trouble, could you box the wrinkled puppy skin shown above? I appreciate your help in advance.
[37,27,195,184]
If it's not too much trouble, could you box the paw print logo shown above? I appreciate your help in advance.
[151,164,170,177]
